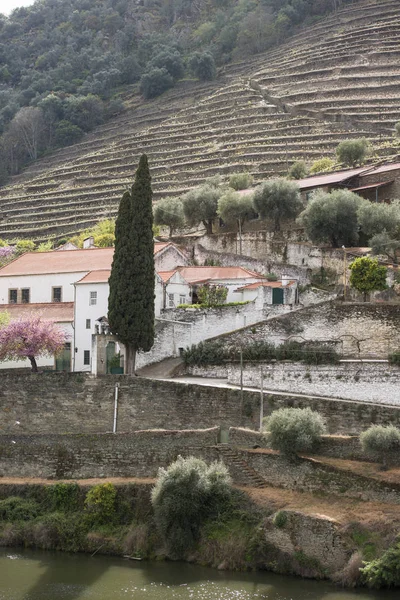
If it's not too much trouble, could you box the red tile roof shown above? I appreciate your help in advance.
[76,270,111,284]
[0,242,178,277]
[0,302,74,322]
[158,266,264,284]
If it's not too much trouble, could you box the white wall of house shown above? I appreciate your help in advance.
[0,321,73,370]
[74,275,164,371]
[164,272,190,308]
[0,272,87,304]
[74,282,109,372]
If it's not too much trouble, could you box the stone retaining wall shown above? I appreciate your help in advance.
[240,450,400,504]
[0,429,219,479]
[2,372,400,436]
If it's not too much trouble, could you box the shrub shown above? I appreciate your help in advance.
[361,541,400,589]
[394,121,400,137]
[151,456,232,558]
[84,483,117,524]
[266,272,278,281]
[45,483,81,512]
[197,283,228,306]
[360,425,400,466]
[309,158,335,174]
[33,511,87,552]
[15,239,35,253]
[264,407,326,457]
[229,172,254,190]
[0,497,40,521]
[389,351,400,365]
[289,161,308,180]
[336,138,369,167]
[139,67,174,99]
[273,511,287,528]
[189,52,216,81]
[93,233,115,247]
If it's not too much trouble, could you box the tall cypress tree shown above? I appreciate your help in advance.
[108,155,155,374]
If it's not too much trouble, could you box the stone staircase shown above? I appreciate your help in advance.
[217,444,268,489]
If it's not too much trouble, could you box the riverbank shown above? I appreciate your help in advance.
[0,478,399,589]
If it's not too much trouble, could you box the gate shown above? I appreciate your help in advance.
[106,341,116,374]
[55,342,71,372]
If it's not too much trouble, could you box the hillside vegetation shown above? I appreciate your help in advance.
[0,0,399,240]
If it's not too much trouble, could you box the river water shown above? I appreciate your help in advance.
[0,548,398,600]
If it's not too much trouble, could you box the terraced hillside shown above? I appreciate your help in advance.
[0,0,399,241]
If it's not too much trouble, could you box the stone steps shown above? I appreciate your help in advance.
[216,444,268,488]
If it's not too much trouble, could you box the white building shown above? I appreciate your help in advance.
[0,242,188,371]
[234,276,299,305]
[158,266,266,307]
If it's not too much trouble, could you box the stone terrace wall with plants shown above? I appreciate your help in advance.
[229,427,398,464]
[240,450,400,504]
[210,301,400,358]
[2,372,400,436]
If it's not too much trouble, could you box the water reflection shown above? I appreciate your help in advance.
[0,548,398,600]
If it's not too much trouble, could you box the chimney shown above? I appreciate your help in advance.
[281,273,291,287]
[83,236,95,249]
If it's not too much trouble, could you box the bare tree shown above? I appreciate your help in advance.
[7,107,45,161]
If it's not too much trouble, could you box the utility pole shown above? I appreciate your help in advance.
[259,369,264,432]
[240,348,243,423]
[342,245,347,300]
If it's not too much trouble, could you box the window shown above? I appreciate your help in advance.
[52,287,62,303]
[84,350,90,365]
[21,288,30,304]
[89,291,97,306]
[86,319,91,329]
[168,293,174,308]
[179,295,186,305]
[8,289,17,304]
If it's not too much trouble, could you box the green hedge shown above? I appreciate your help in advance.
[182,340,340,366]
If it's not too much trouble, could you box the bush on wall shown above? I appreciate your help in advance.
[263,407,326,457]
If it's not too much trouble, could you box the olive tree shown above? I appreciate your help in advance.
[253,178,302,231]
[336,138,369,167]
[263,407,326,458]
[360,425,400,468]
[370,231,400,264]
[357,201,400,239]
[218,189,255,254]
[298,189,361,247]
[182,184,220,234]
[154,196,184,237]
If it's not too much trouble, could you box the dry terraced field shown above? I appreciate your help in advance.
[0,0,400,241]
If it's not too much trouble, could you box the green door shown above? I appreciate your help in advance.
[272,287,284,305]
[55,342,71,372]
[106,341,116,374]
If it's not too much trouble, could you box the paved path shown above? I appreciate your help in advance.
[136,357,183,378]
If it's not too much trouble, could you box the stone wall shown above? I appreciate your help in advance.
[0,428,219,479]
[240,450,400,504]
[228,428,383,463]
[132,301,294,371]
[2,372,400,436]
[176,231,364,285]
[224,362,400,405]
[210,301,400,358]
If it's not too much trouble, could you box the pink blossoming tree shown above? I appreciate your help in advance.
[0,316,68,372]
